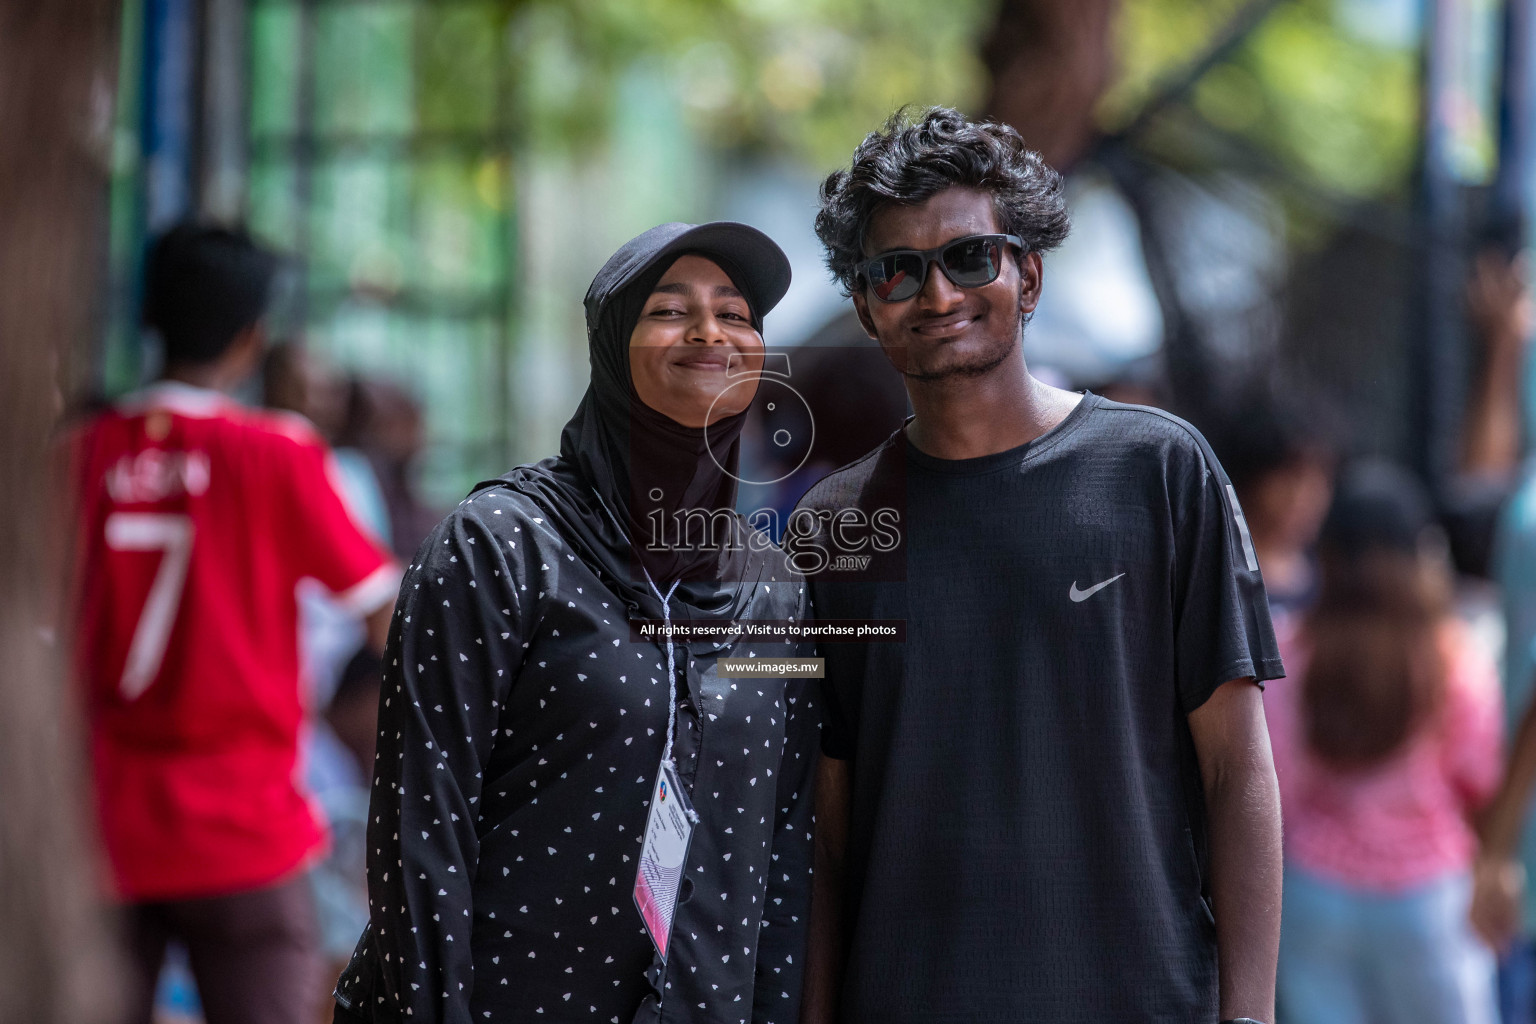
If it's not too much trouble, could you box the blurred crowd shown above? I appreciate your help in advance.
[269,355,446,1024]
[1153,246,1536,1024]
[262,344,442,1024]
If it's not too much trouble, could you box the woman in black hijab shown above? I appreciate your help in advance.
[333,223,819,1024]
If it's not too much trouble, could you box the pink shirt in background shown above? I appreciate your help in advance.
[1265,618,1504,891]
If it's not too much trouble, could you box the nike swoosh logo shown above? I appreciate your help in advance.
[1069,573,1125,603]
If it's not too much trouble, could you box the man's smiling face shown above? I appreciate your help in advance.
[852,185,1043,382]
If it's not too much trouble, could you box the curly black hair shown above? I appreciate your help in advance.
[815,107,1070,296]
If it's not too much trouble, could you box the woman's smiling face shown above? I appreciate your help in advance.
[629,254,764,428]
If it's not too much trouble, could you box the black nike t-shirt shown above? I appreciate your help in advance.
[789,393,1283,1023]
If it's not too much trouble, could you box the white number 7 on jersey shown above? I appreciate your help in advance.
[105,512,194,699]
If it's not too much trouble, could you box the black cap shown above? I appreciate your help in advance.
[583,221,792,332]
[1320,460,1435,555]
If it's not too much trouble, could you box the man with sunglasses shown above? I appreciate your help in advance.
[792,108,1283,1024]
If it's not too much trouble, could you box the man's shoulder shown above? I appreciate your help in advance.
[150,395,330,460]
[1087,396,1211,454]
[793,430,905,515]
[163,394,325,448]
[76,393,330,471]
[190,412,341,501]
[1080,396,1217,479]
[243,406,327,447]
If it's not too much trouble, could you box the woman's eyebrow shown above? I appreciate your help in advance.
[651,282,745,299]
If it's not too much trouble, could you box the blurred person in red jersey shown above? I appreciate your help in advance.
[64,223,398,1024]
[1264,461,1502,1024]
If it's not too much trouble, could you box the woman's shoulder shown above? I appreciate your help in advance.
[457,480,561,531]
[400,472,575,588]
[1435,617,1502,712]
[431,461,584,542]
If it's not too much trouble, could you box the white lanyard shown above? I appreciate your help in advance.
[642,568,687,768]
[633,571,700,967]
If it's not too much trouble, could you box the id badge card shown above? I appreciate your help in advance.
[633,759,696,961]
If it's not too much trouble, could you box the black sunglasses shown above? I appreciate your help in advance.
[856,233,1025,303]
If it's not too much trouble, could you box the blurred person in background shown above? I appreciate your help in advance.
[1458,243,1536,1024]
[341,377,441,560]
[64,223,398,1024]
[1463,249,1534,486]
[1210,390,1337,630]
[1438,247,1536,586]
[264,343,392,550]
[263,343,392,711]
[1075,354,1167,410]
[263,342,346,443]
[263,342,396,1022]
[307,649,386,1023]
[332,222,820,1023]
[1264,461,1502,1024]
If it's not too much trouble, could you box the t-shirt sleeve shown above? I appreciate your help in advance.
[275,434,396,611]
[1171,435,1285,714]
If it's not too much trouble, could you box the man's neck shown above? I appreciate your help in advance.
[904,352,1081,461]
[160,362,234,393]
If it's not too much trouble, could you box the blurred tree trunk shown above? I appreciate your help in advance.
[0,3,124,1023]
[981,0,1117,170]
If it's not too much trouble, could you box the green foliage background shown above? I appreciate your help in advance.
[1108,0,1422,201]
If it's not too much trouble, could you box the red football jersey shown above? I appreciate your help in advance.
[69,381,396,901]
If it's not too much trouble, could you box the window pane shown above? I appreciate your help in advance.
[308,156,413,297]
[413,155,508,297]
[249,0,300,137]
[311,306,504,503]
[418,3,501,135]
[313,3,415,137]
[247,156,300,249]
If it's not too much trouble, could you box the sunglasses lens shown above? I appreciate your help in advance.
[942,237,1002,287]
[869,253,924,302]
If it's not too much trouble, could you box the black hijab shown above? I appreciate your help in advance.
[490,222,791,623]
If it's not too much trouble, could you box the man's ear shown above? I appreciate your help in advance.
[850,290,879,341]
[1018,251,1044,317]
[226,321,268,382]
